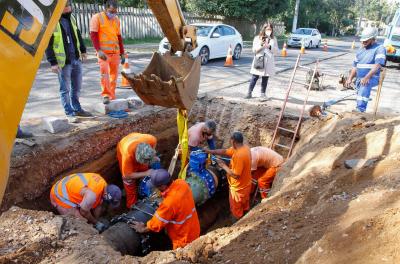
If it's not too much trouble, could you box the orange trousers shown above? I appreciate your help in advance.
[98,53,120,99]
[251,167,279,199]
[123,181,138,209]
[229,185,251,219]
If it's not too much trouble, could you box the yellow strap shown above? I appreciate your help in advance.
[177,109,188,179]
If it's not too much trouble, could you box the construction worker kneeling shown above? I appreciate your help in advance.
[50,173,121,232]
[131,169,200,249]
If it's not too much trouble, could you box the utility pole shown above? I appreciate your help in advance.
[356,0,365,35]
[292,0,300,32]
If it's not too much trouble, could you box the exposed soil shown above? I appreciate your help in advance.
[3,98,399,264]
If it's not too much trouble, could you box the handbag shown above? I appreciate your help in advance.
[253,53,265,69]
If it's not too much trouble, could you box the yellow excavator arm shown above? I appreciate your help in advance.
[147,0,197,53]
[0,0,67,204]
[122,0,201,110]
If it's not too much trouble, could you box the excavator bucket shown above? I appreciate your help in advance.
[122,52,201,110]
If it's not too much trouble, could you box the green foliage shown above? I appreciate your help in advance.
[186,0,288,23]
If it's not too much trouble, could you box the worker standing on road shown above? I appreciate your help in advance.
[117,133,159,208]
[45,0,92,123]
[131,169,200,249]
[50,173,121,232]
[250,146,283,199]
[346,27,386,112]
[246,22,279,99]
[188,120,217,151]
[90,0,125,104]
[206,132,252,220]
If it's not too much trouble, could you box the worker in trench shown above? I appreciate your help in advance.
[50,173,122,232]
[345,27,386,112]
[250,146,284,199]
[188,120,217,151]
[205,132,252,220]
[130,169,200,249]
[117,133,160,209]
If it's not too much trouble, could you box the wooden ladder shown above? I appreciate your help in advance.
[270,54,319,159]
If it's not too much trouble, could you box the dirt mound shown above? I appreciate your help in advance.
[0,207,127,264]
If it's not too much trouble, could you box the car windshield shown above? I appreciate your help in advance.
[195,25,213,37]
[294,28,312,35]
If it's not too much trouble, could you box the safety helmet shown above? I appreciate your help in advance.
[360,28,378,42]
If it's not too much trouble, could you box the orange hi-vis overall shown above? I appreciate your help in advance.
[117,133,157,208]
[50,173,106,209]
[250,147,283,199]
[91,12,121,99]
[147,179,200,249]
[225,145,252,219]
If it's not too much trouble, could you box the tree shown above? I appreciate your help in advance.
[186,0,288,29]
[292,0,300,32]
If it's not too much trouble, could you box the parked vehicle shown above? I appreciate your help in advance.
[288,28,322,49]
[384,8,400,63]
[159,23,243,65]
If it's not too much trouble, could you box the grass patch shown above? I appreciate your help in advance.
[82,37,162,47]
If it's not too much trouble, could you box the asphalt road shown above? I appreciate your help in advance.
[25,38,398,122]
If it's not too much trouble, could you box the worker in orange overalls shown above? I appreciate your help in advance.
[250,146,283,199]
[89,0,125,104]
[50,173,121,232]
[131,169,200,249]
[207,132,252,220]
[117,133,159,209]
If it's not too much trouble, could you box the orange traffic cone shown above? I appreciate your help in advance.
[300,41,305,54]
[323,40,328,52]
[351,40,356,50]
[121,54,131,87]
[281,42,288,57]
[224,45,233,67]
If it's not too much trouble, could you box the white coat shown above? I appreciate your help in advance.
[250,36,279,77]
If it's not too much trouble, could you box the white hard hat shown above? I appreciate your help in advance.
[360,28,378,42]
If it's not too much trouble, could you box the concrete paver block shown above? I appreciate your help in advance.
[93,99,129,114]
[43,117,69,134]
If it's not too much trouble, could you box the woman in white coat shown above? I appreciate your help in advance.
[245,23,279,99]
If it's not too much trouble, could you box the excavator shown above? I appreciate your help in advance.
[0,0,201,204]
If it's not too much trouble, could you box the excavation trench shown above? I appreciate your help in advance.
[6,97,302,258]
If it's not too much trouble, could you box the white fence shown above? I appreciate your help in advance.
[72,3,223,39]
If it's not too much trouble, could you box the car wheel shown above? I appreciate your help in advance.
[233,44,242,60]
[316,40,321,48]
[199,46,210,65]
[307,41,312,48]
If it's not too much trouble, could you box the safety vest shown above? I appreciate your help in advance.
[52,15,81,68]
[98,12,120,54]
[51,173,106,209]
[147,179,200,249]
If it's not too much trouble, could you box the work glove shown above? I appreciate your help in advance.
[97,50,107,61]
[94,221,108,233]
[120,54,126,65]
